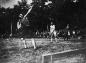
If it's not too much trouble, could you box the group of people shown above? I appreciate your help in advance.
[17,13,78,40]
[49,22,77,40]
[49,22,70,36]
[16,16,79,49]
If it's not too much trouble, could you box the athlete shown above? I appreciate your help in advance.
[50,22,55,34]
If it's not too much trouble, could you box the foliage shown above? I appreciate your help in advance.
[0,0,86,33]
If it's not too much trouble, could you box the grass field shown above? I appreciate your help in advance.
[0,38,86,63]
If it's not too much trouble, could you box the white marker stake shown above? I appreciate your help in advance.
[55,38,57,42]
[51,37,53,42]
[21,38,27,48]
[23,39,27,48]
[31,38,36,49]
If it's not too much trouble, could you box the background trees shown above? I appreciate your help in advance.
[0,0,86,34]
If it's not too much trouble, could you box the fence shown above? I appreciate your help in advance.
[42,48,86,63]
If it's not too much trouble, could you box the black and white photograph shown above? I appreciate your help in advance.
[0,0,86,63]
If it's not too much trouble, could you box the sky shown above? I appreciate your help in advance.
[0,0,33,8]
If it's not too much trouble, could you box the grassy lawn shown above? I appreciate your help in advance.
[0,38,86,63]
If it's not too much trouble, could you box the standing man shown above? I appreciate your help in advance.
[50,22,56,42]
[66,24,70,36]
[65,24,71,40]
[66,24,70,30]
[50,22,55,34]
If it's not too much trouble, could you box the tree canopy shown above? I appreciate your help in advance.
[0,0,86,33]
